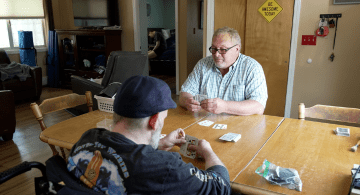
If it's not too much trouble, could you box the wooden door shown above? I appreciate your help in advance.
[215,0,294,117]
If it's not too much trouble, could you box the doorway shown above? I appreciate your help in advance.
[133,0,177,96]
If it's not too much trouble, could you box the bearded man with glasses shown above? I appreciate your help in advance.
[179,26,268,115]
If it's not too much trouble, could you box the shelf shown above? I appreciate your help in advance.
[64,68,76,72]
[80,48,105,52]
[56,29,121,89]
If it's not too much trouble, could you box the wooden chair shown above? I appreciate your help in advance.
[30,91,93,159]
[298,103,360,124]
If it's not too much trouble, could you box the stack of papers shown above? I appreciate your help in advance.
[219,133,241,142]
[334,127,350,137]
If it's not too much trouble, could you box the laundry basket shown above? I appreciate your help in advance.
[94,95,114,113]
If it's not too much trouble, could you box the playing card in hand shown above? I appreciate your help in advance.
[180,135,199,159]
[194,94,207,103]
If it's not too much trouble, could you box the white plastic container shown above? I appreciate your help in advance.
[94,95,114,113]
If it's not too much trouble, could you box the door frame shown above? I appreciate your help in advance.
[205,0,214,57]
[284,0,301,118]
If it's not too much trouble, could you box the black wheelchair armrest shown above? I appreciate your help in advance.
[0,161,46,185]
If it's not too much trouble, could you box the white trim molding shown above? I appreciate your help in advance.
[205,0,214,57]
[284,0,301,118]
[175,0,179,95]
[133,0,141,51]
[4,46,47,54]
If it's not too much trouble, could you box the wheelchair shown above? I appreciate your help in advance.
[0,155,102,195]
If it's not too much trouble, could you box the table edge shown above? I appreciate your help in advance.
[231,182,286,195]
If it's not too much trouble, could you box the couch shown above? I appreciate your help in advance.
[0,90,16,141]
[0,49,42,102]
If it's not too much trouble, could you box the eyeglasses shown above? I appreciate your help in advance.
[209,44,238,54]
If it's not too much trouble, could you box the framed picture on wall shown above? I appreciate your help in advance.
[199,1,203,29]
[334,0,360,4]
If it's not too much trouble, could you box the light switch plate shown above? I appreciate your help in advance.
[302,35,316,45]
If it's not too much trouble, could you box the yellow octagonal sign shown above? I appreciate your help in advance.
[258,0,283,23]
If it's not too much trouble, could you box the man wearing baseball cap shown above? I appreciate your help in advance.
[67,75,231,195]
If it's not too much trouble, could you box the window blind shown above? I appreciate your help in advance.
[0,0,44,17]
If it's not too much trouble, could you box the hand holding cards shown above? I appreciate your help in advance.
[160,134,166,139]
[194,94,207,103]
[180,135,199,159]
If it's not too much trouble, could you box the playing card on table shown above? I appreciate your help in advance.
[213,124,227,130]
[180,135,198,159]
[194,94,207,103]
[219,133,241,142]
[335,127,350,137]
[198,120,214,127]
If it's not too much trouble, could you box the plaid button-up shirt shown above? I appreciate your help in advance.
[181,53,268,108]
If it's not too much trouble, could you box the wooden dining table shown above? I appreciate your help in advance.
[170,113,284,182]
[40,106,209,150]
[232,118,360,195]
[40,106,360,194]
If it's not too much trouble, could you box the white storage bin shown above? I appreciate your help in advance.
[94,95,114,113]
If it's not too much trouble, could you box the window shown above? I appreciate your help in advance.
[0,20,10,48]
[0,0,46,52]
[0,19,45,49]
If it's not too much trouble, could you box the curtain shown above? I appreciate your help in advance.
[43,0,55,46]
[43,0,60,87]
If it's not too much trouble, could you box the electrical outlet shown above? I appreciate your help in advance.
[302,35,316,45]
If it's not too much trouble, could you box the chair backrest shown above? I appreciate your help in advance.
[101,51,147,87]
[30,92,93,158]
[31,91,93,131]
[0,49,11,64]
[298,103,360,124]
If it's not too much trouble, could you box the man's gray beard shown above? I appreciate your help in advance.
[149,127,161,149]
[213,58,225,69]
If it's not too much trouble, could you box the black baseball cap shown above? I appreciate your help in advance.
[113,75,176,118]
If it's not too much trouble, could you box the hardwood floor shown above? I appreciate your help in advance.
[0,79,178,194]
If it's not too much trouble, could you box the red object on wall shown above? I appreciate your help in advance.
[316,26,329,37]
[302,35,317,45]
